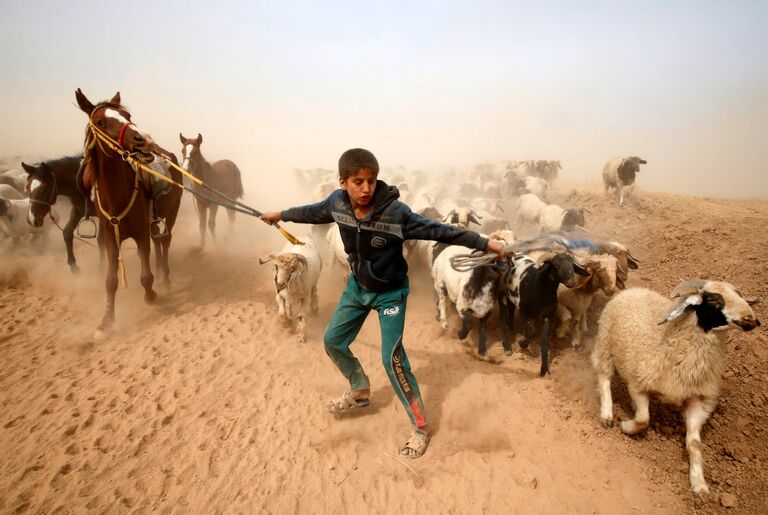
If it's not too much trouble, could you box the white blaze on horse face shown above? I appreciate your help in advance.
[30,179,42,193]
[104,108,129,125]
[182,144,194,170]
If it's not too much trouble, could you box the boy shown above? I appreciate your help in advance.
[261,148,506,458]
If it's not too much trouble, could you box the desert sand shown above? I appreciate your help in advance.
[1,181,766,514]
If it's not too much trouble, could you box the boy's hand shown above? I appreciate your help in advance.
[260,211,282,225]
[487,239,508,256]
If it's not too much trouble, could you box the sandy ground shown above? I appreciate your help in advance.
[0,183,766,514]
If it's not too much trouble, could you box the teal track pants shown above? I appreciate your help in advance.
[323,275,427,428]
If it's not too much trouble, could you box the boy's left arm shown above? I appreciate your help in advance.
[404,210,500,253]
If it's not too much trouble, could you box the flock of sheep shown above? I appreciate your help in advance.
[276,157,760,495]
[1,152,760,495]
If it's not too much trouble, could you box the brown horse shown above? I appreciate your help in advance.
[75,88,182,338]
[179,134,243,249]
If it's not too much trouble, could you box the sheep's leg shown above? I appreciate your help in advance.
[296,303,307,343]
[436,283,449,330]
[458,310,472,341]
[276,293,289,326]
[555,304,571,339]
[571,313,583,347]
[684,397,716,494]
[620,385,650,435]
[618,184,625,207]
[310,285,319,314]
[597,372,614,427]
[498,297,513,356]
[539,317,553,377]
[477,314,489,356]
[519,316,534,349]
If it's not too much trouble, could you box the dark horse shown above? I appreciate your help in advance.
[179,133,243,249]
[75,89,183,339]
[23,156,105,272]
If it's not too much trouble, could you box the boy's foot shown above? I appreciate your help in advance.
[399,429,431,459]
[325,391,371,413]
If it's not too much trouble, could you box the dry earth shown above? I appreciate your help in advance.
[0,183,766,514]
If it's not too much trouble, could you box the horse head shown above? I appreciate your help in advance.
[22,161,55,227]
[179,133,203,171]
[75,89,157,170]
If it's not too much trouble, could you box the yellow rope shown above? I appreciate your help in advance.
[87,121,303,245]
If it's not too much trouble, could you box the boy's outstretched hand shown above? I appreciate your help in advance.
[260,211,281,225]
[487,239,510,257]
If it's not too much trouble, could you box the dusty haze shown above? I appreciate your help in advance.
[1,2,767,200]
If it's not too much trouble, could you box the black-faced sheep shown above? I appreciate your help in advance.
[602,156,647,207]
[591,279,760,494]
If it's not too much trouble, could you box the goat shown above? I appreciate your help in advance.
[602,156,647,207]
[501,252,589,376]
[260,238,322,343]
[591,279,760,494]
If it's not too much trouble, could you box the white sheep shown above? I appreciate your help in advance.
[602,156,647,207]
[555,254,618,347]
[537,204,587,234]
[523,176,549,202]
[591,279,760,494]
[513,193,546,228]
[325,224,350,281]
[260,237,323,343]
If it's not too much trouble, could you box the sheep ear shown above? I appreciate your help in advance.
[659,294,702,325]
[295,255,308,269]
[627,251,640,269]
[258,255,275,265]
[745,297,760,306]
[570,257,590,276]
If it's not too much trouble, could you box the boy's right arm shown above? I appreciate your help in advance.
[261,196,334,225]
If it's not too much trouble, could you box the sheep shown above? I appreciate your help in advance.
[591,279,760,494]
[259,237,322,343]
[523,176,549,202]
[501,251,589,376]
[555,254,619,347]
[602,156,647,207]
[0,197,52,249]
[0,184,25,200]
[432,244,510,356]
[325,224,350,281]
[513,193,546,228]
[537,204,587,233]
[575,241,639,290]
[442,207,482,229]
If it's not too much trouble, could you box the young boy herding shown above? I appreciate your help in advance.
[261,148,506,458]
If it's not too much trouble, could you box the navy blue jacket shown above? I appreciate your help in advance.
[282,181,489,292]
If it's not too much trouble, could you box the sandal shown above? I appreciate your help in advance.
[399,429,431,459]
[325,391,371,414]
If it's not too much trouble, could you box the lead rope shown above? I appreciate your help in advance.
[93,172,140,288]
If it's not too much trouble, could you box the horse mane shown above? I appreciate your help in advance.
[43,155,83,168]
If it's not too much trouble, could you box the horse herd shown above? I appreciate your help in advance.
[1,89,243,339]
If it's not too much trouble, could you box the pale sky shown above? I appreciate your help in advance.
[1,0,766,199]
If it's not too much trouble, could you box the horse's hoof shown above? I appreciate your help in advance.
[504,350,512,356]
[144,290,158,304]
[93,328,110,341]
[69,264,80,274]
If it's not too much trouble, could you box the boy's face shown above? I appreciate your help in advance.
[340,167,377,206]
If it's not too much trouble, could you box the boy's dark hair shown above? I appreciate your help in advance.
[338,148,379,180]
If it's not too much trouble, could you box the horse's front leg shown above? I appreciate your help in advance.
[96,228,119,340]
[63,206,80,273]
[136,234,156,303]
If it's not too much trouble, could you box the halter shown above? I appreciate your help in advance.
[28,170,58,209]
